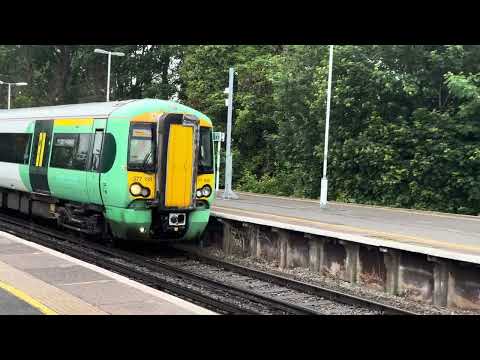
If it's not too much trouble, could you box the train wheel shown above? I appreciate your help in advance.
[102,223,120,248]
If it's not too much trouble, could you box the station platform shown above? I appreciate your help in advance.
[0,232,215,315]
[212,191,480,265]
[0,286,43,315]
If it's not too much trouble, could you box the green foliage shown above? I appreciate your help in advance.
[0,45,182,107]
[1,45,479,215]
[208,44,480,215]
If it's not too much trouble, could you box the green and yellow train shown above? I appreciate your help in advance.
[0,99,215,242]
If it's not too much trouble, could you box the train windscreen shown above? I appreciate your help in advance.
[198,127,213,174]
[128,123,156,172]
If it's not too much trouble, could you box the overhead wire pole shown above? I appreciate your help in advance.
[320,45,334,208]
[222,67,238,200]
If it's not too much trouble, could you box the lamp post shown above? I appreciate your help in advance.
[94,48,125,102]
[222,67,238,200]
[320,45,334,208]
[0,81,28,109]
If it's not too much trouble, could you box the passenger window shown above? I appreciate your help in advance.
[23,135,32,164]
[50,134,91,171]
[0,133,32,164]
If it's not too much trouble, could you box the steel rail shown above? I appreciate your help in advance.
[0,212,318,315]
[0,213,253,314]
[173,245,419,315]
[119,249,319,315]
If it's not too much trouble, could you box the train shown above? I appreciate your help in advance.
[0,99,215,242]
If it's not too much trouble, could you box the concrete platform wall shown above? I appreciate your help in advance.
[205,217,480,311]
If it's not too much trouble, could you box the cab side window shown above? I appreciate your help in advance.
[89,130,104,172]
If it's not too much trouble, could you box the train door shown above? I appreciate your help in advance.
[157,114,199,209]
[29,120,53,195]
[86,119,106,205]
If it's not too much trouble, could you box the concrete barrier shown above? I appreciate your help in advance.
[205,217,480,311]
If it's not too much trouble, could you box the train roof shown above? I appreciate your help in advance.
[0,99,212,123]
[0,100,137,120]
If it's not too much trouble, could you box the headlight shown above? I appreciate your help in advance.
[130,183,151,197]
[130,183,142,196]
[196,185,212,198]
[201,185,212,197]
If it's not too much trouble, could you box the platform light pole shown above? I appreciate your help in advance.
[94,48,125,102]
[320,45,334,208]
[0,81,28,109]
[222,67,238,200]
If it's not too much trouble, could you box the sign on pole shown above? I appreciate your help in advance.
[213,131,225,192]
[213,131,225,142]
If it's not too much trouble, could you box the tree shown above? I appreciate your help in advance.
[0,44,478,214]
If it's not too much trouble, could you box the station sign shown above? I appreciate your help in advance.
[213,131,225,142]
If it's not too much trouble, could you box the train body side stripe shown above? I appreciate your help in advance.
[29,120,53,194]
[35,133,42,167]
[54,118,94,127]
[38,132,47,167]
[35,132,45,167]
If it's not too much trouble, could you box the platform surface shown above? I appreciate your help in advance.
[0,232,215,315]
[212,191,480,265]
[0,287,42,315]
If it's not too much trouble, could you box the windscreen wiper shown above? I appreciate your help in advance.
[141,151,153,170]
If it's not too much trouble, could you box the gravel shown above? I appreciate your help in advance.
[197,246,480,315]
[157,255,382,315]
[111,254,299,315]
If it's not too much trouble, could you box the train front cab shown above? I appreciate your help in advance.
[118,112,214,241]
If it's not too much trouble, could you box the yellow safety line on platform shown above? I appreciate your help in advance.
[212,206,480,255]
[231,191,480,222]
[0,280,57,315]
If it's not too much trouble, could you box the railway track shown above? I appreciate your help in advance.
[171,245,418,315]
[136,245,416,315]
[0,212,322,315]
[0,211,418,315]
